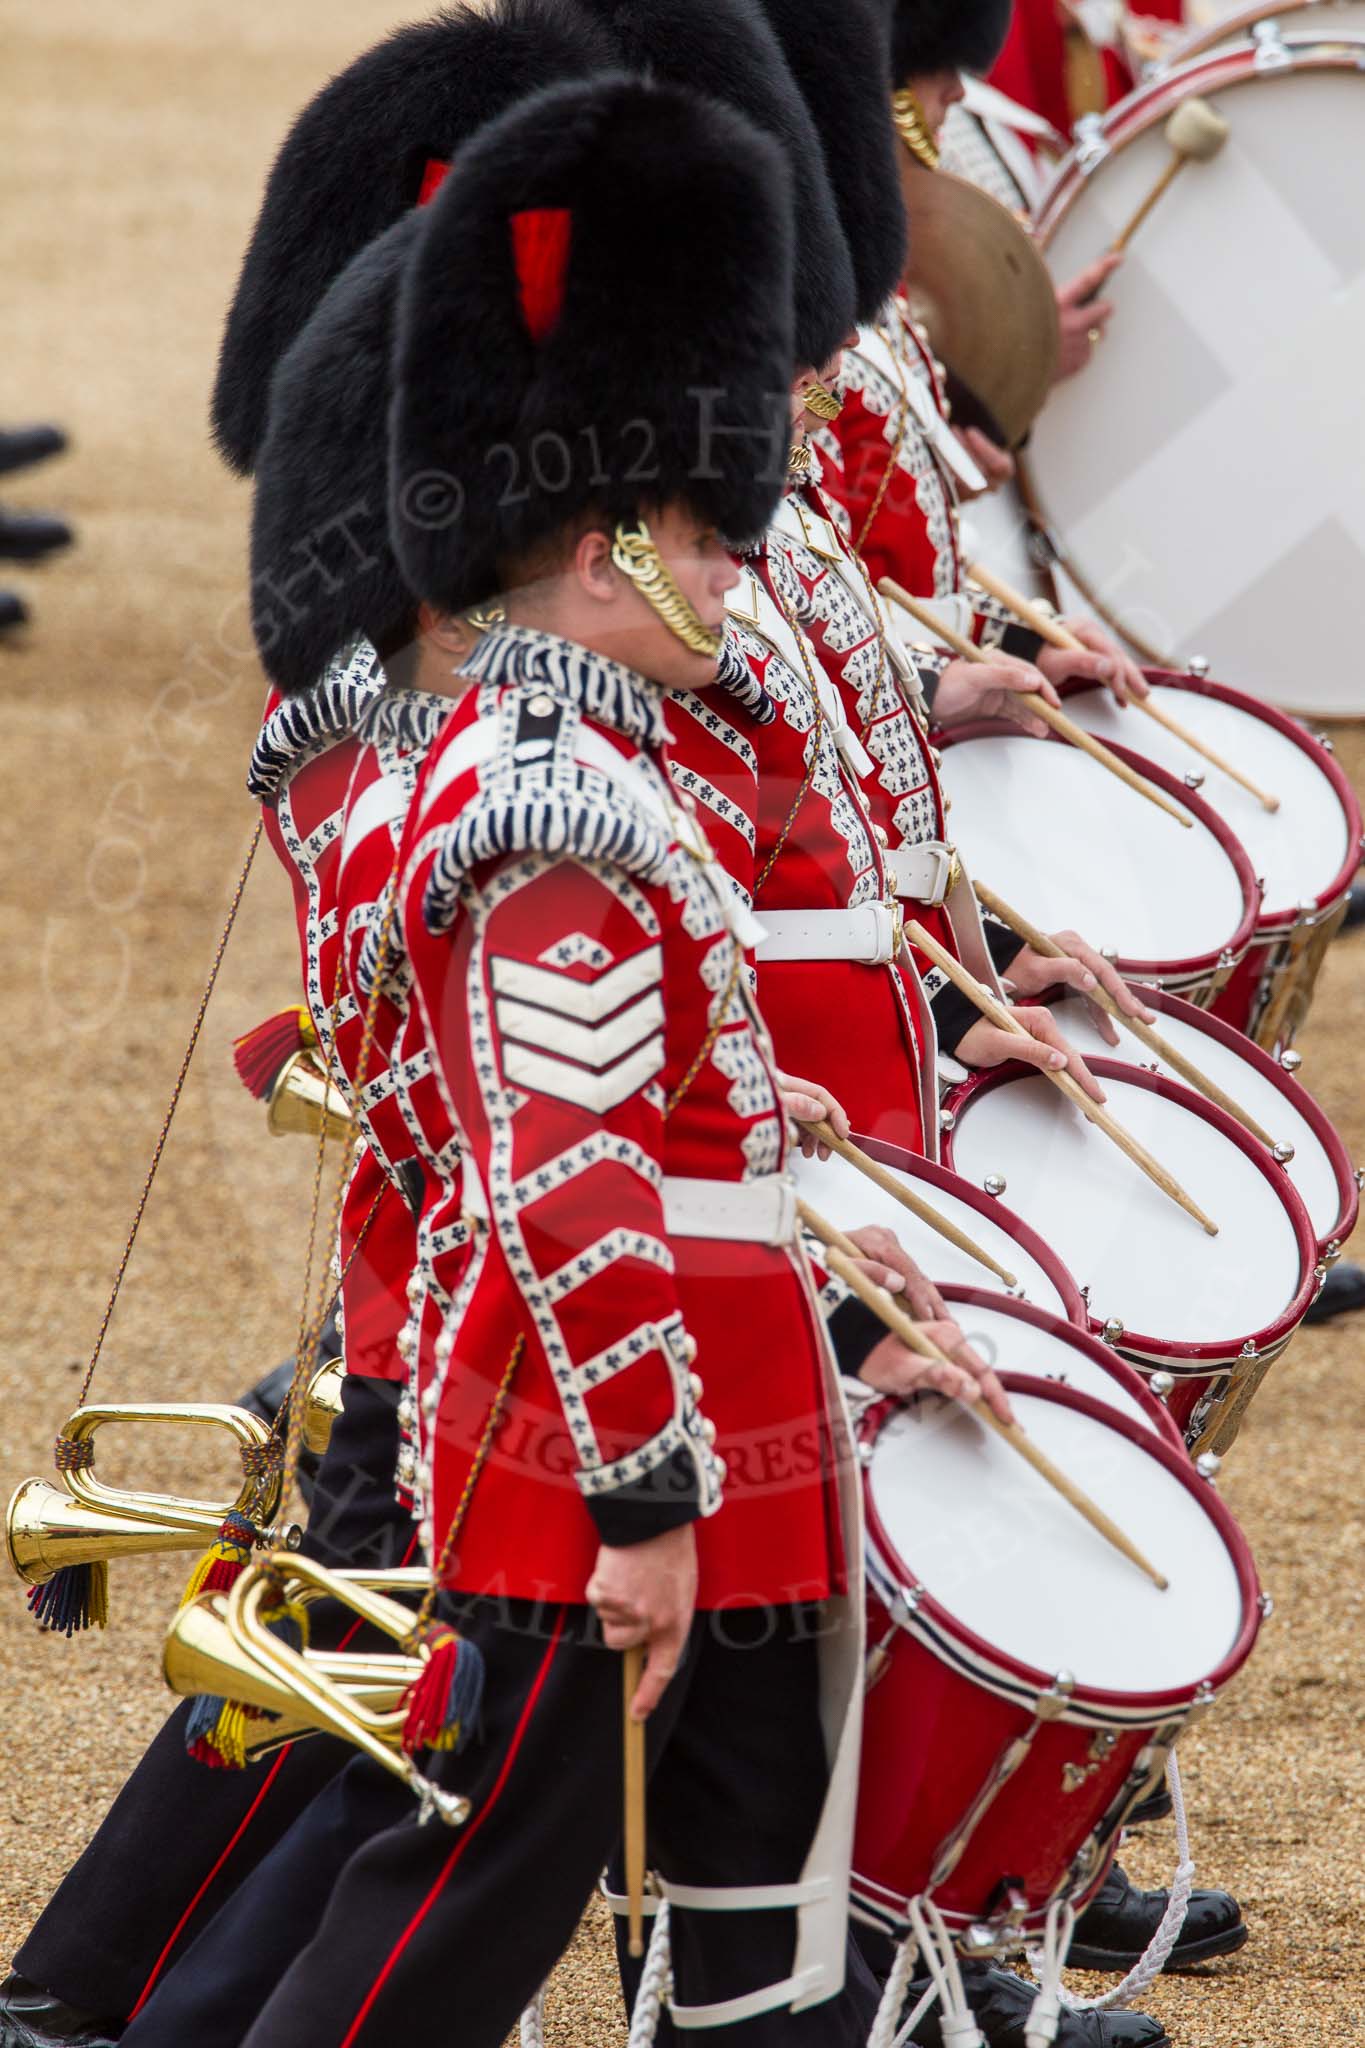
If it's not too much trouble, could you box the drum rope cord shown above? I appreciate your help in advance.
[867,1929,927,2048]
[518,1988,546,2048]
[1025,1755,1195,2013]
[625,1900,674,2047]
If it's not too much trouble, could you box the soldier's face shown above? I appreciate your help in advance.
[908,68,965,138]
[609,502,740,694]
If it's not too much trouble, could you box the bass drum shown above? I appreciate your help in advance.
[1167,2,1365,64]
[791,1140,1084,1323]
[941,1059,1320,1453]
[936,722,1260,1005]
[1047,984,1360,1261]
[854,1380,1262,1947]
[1027,43,1365,715]
[1060,668,1363,1048]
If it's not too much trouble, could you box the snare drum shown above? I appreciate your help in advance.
[1028,43,1365,716]
[941,1059,1319,1452]
[792,1140,1084,1323]
[936,723,1260,1006]
[854,1380,1262,1947]
[1049,984,1360,1259]
[1061,669,1363,1049]
[936,1287,1183,1449]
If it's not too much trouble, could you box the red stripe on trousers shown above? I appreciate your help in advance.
[338,1608,568,2048]
[128,1530,422,2018]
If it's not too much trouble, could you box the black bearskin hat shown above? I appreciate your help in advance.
[566,0,855,367]
[390,75,795,618]
[213,0,614,476]
[885,0,1013,85]
[249,218,420,694]
[752,0,906,325]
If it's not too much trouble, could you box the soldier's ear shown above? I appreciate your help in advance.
[575,528,619,607]
[419,604,478,662]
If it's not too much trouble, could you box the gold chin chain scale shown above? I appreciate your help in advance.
[611,520,722,660]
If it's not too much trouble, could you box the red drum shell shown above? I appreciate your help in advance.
[853,1379,1262,1941]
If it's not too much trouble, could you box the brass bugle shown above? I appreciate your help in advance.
[224,1559,471,1824]
[164,1590,413,1761]
[7,1403,289,1590]
[302,1357,348,1457]
[267,1050,358,1146]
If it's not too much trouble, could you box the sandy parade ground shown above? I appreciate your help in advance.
[2,5,1362,2043]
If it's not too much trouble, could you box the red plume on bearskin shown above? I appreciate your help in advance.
[233,1006,318,1100]
[510,207,572,345]
[417,158,451,207]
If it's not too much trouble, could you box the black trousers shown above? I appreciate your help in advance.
[15,1377,414,2021]
[121,1601,876,2048]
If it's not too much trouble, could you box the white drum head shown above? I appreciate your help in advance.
[947,1070,1305,1345]
[1049,992,1342,1244]
[944,1298,1162,1434]
[939,733,1247,968]
[868,1388,1244,1694]
[1030,53,1365,715]
[1173,1,1365,63]
[1063,684,1351,920]
[791,1147,1073,1316]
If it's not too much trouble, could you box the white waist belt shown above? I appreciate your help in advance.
[662,1174,798,1247]
[883,840,955,908]
[756,902,899,966]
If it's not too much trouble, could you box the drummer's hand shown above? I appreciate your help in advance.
[932,652,1059,737]
[858,1322,1013,1425]
[1004,930,1157,1046]
[1055,253,1121,381]
[589,1524,697,1720]
[954,1004,1107,1105]
[846,1225,949,1322]
[1036,619,1149,706]
[957,427,1015,496]
[778,1072,850,1159]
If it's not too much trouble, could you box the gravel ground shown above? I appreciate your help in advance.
[2,7,1362,2045]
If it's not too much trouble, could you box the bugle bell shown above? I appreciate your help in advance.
[302,1356,347,1457]
[6,1402,290,1592]
[266,1050,358,1146]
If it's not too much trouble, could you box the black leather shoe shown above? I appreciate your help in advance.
[1304,1260,1365,1325]
[897,1962,1169,2046]
[1125,1785,1173,1826]
[0,1975,122,2047]
[0,590,28,632]
[0,511,73,564]
[0,425,66,478]
[1338,876,1365,932]
[1068,1863,1248,1973]
[0,423,66,475]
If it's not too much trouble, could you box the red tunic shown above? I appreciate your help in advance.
[389,625,847,1610]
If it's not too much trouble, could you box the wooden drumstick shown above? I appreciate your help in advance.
[903,917,1219,1237]
[796,1199,1169,1591]
[1109,97,1230,257]
[878,576,1191,829]
[973,881,1283,1154]
[623,1646,647,1959]
[800,1118,1019,1289]
[965,559,1280,812]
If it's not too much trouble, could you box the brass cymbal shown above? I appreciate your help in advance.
[898,159,1060,448]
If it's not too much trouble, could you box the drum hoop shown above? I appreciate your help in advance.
[1167,1,1365,72]
[940,1059,1320,1359]
[935,1283,1184,1450]
[861,1378,1262,1712]
[1059,671,1365,927]
[851,1132,1088,1327]
[935,719,1262,976]
[1096,975,1359,1254]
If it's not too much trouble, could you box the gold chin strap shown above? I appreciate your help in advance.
[786,439,816,486]
[801,378,843,423]
[892,87,940,171]
[610,519,722,659]
[465,600,507,633]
